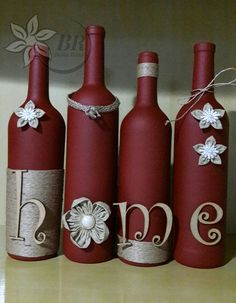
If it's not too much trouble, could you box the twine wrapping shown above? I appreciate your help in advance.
[137,63,158,78]
[67,96,120,119]
[166,67,236,125]
[6,169,64,258]
[117,235,170,264]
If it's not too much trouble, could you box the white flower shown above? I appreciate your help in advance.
[63,197,111,249]
[193,136,227,166]
[191,103,225,129]
[15,100,45,128]
[6,15,56,66]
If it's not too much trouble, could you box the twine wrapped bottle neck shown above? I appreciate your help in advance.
[136,60,159,107]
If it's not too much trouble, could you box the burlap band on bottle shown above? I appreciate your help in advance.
[117,235,170,264]
[6,169,64,258]
[137,63,158,78]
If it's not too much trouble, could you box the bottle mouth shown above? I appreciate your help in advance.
[29,44,49,62]
[138,51,158,64]
[137,51,159,78]
[86,25,105,36]
[194,42,215,52]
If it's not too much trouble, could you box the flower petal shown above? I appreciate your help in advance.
[23,47,31,66]
[6,40,26,53]
[15,108,24,117]
[199,155,210,166]
[25,100,35,110]
[71,197,93,215]
[71,229,91,248]
[71,205,84,217]
[92,202,111,221]
[199,119,210,129]
[193,144,204,154]
[215,144,227,154]
[71,197,89,209]
[63,211,72,231]
[214,109,225,118]
[36,29,56,41]
[211,119,223,130]
[35,108,45,118]
[203,103,212,112]
[29,118,39,128]
[66,216,82,232]
[10,23,27,40]
[17,117,28,128]
[211,155,222,165]
[27,15,38,36]
[81,200,93,215]
[205,135,216,146]
[90,222,109,244]
[70,207,82,218]
[191,110,203,120]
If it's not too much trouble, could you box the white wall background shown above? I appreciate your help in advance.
[0,0,236,232]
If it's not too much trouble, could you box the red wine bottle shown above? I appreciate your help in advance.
[63,25,119,263]
[116,51,172,266]
[173,42,229,268]
[7,45,65,261]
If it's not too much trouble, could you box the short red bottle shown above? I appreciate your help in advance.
[7,45,65,261]
[173,42,229,268]
[63,25,119,263]
[116,51,172,266]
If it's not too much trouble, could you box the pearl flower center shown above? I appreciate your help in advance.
[81,215,96,230]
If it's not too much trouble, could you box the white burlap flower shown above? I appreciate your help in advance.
[63,197,111,249]
[191,103,225,129]
[15,100,45,128]
[193,136,227,166]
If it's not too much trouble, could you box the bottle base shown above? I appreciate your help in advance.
[118,256,170,267]
[63,253,114,264]
[7,252,57,261]
[174,257,224,269]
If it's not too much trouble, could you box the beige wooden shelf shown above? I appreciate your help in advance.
[0,227,235,303]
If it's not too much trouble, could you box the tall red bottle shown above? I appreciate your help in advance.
[116,51,172,266]
[7,45,65,261]
[173,42,229,268]
[63,25,119,263]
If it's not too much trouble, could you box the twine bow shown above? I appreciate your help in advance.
[166,67,236,125]
[85,106,101,119]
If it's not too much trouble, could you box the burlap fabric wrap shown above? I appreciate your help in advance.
[6,169,64,258]
[117,235,170,264]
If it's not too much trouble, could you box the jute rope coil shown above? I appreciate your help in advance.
[117,235,170,264]
[6,169,64,258]
[137,63,159,78]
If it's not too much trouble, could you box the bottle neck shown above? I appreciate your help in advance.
[192,50,215,93]
[136,77,157,106]
[136,63,158,106]
[27,54,49,103]
[83,33,105,86]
